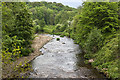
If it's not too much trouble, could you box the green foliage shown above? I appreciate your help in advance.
[2,2,33,78]
[84,28,103,56]
[118,20,120,26]
[55,24,62,31]
[74,24,91,45]
[63,32,70,37]
[27,2,76,34]
[21,48,31,56]
[2,2,33,40]
[27,2,76,12]
[2,35,23,51]
[54,32,63,35]
[43,25,55,34]
[68,2,120,79]
[2,43,31,78]
[91,35,119,78]
[80,2,118,33]
[40,18,45,32]
[59,23,67,32]
[60,35,64,37]
[34,25,41,33]
[2,43,21,63]
[55,11,76,24]
[2,2,33,49]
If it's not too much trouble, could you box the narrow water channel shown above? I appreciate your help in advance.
[29,34,106,79]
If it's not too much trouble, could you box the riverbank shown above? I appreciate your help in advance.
[15,34,53,67]
[2,34,52,78]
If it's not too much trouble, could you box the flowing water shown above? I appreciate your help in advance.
[29,34,106,79]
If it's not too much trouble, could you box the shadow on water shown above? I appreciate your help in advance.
[76,52,112,80]
[75,53,106,78]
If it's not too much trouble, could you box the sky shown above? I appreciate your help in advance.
[29,0,83,8]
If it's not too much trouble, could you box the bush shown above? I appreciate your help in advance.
[55,24,62,32]
[118,20,120,26]
[74,25,92,46]
[59,24,67,32]
[2,35,24,52]
[21,48,31,56]
[43,25,56,34]
[56,24,61,30]
[60,35,64,37]
[44,28,52,33]
[35,25,41,33]
[64,32,69,37]
[92,36,119,78]
[84,28,103,56]
[54,32,62,35]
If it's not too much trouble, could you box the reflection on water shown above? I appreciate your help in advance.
[29,34,105,78]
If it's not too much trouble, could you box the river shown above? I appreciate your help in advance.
[29,34,106,79]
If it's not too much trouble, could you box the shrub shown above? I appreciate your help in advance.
[55,24,62,32]
[54,32,62,35]
[74,25,92,46]
[60,35,64,37]
[2,35,24,52]
[92,36,119,78]
[84,28,103,56]
[35,25,41,33]
[21,48,31,56]
[59,23,67,32]
[64,33,69,37]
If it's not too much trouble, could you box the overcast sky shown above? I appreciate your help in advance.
[29,0,83,8]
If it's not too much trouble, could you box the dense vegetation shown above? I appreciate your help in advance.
[2,2,34,78]
[64,2,120,78]
[2,2,76,78]
[2,1,120,79]
[26,2,77,34]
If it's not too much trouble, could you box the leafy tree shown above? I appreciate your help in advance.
[27,2,76,34]
[69,2,120,78]
[55,11,76,24]
[2,2,33,78]
[40,18,45,32]
[80,2,118,33]
[2,2,33,53]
